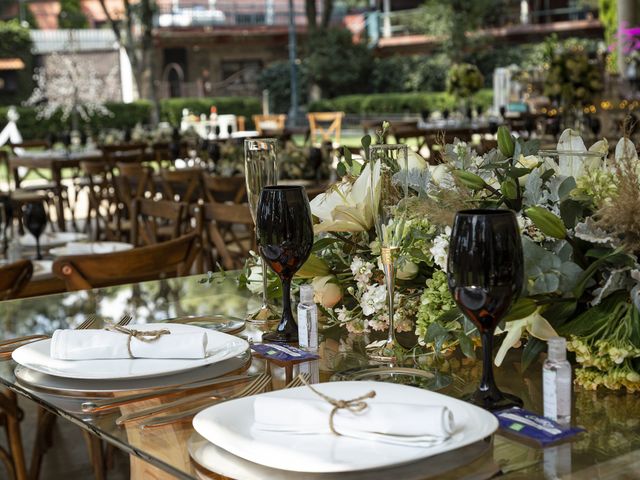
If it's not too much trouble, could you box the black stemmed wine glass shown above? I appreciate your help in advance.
[256,186,314,343]
[23,202,47,260]
[447,209,524,411]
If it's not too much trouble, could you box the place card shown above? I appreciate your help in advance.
[251,343,319,363]
[494,407,584,446]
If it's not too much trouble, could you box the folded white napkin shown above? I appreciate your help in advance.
[50,329,208,360]
[253,396,454,447]
[64,242,119,254]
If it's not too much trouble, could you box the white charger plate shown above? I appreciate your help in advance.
[19,232,88,248]
[12,323,249,380]
[49,241,133,256]
[192,381,498,473]
[32,260,53,280]
[187,432,496,480]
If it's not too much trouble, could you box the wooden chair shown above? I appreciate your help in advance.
[130,198,188,247]
[160,169,203,204]
[52,233,200,291]
[80,160,119,240]
[307,112,344,147]
[111,163,155,241]
[101,143,147,167]
[201,174,246,204]
[195,203,254,271]
[0,259,34,480]
[252,114,287,135]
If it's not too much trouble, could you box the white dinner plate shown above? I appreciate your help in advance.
[14,350,250,396]
[19,232,88,248]
[49,241,133,256]
[12,323,249,380]
[192,381,499,473]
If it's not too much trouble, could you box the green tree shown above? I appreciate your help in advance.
[58,0,89,28]
[0,20,34,106]
[416,0,506,62]
[258,61,309,113]
[304,27,372,98]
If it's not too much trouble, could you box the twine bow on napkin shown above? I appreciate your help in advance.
[105,325,171,358]
[300,377,376,436]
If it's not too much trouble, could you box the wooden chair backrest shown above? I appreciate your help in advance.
[9,140,50,154]
[52,233,200,291]
[113,162,155,207]
[102,143,146,165]
[201,174,246,204]
[307,112,344,146]
[195,203,254,271]
[0,260,33,299]
[160,169,203,204]
[252,114,287,135]
[130,198,188,246]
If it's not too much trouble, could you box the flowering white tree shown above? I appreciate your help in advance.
[25,52,118,129]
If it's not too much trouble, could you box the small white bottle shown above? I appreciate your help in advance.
[297,284,318,350]
[543,336,572,424]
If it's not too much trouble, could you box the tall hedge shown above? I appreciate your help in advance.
[0,97,261,140]
[309,89,493,115]
[0,20,34,106]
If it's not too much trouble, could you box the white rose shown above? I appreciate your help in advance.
[518,154,540,171]
[311,276,343,308]
[246,265,264,294]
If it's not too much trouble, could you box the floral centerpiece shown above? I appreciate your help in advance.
[276,124,640,393]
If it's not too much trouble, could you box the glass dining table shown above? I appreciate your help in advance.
[0,272,639,479]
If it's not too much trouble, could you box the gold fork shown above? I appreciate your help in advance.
[0,314,101,358]
[137,373,273,429]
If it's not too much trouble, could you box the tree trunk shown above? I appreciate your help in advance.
[305,0,317,31]
[140,0,160,125]
[321,0,334,28]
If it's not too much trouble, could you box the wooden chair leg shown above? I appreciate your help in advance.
[82,432,105,480]
[0,389,27,480]
[4,391,27,480]
[29,408,56,480]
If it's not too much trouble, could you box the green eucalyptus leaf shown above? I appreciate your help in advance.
[312,237,340,252]
[457,333,476,359]
[504,298,537,321]
[501,178,518,199]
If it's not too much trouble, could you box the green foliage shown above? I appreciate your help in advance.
[159,97,261,127]
[258,61,309,114]
[0,20,34,106]
[371,54,450,93]
[0,97,260,140]
[58,0,88,28]
[304,28,373,98]
[446,63,484,98]
[308,89,493,114]
[599,0,618,72]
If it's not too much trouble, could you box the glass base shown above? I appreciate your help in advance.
[262,330,298,344]
[246,305,280,324]
[465,389,523,411]
[366,339,402,363]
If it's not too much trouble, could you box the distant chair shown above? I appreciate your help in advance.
[130,198,189,247]
[253,114,287,135]
[52,233,200,291]
[0,259,33,300]
[201,173,246,204]
[160,168,203,204]
[307,112,344,147]
[194,202,254,271]
[80,160,118,240]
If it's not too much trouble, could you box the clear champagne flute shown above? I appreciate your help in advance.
[369,144,409,361]
[244,138,280,323]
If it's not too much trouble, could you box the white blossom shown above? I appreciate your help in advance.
[350,256,375,290]
[430,227,451,272]
[360,284,387,316]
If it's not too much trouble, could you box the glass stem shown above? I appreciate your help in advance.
[260,260,269,309]
[382,260,396,346]
[278,277,295,332]
[479,329,497,393]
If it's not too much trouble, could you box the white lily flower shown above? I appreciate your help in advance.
[615,137,638,162]
[557,129,588,178]
[494,308,557,367]
[407,150,428,171]
[310,162,380,233]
